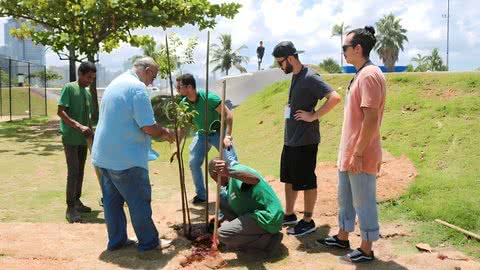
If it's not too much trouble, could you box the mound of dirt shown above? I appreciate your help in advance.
[267,149,417,218]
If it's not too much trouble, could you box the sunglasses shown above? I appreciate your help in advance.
[277,58,288,66]
[342,44,356,52]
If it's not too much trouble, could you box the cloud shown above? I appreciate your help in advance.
[42,0,479,73]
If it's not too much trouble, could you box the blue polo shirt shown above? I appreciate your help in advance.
[92,70,155,170]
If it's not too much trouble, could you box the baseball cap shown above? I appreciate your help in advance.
[272,41,304,57]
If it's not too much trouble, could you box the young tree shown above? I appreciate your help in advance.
[375,13,408,72]
[319,58,342,73]
[0,0,241,122]
[427,48,447,71]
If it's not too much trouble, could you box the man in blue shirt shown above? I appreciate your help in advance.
[92,57,175,252]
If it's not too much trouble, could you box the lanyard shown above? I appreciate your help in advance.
[288,65,306,104]
[347,60,373,94]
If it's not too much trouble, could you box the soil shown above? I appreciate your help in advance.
[1,150,479,269]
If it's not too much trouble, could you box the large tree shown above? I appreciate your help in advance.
[0,0,240,122]
[211,34,248,75]
[331,22,350,68]
[375,13,408,72]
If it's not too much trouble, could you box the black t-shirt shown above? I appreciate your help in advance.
[257,46,265,58]
[285,66,333,146]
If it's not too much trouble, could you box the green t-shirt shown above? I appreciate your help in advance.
[227,164,285,234]
[58,82,93,145]
[181,89,221,134]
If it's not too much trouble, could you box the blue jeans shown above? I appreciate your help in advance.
[189,131,238,200]
[100,167,159,251]
[337,171,380,241]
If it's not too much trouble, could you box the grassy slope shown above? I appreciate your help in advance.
[232,72,480,257]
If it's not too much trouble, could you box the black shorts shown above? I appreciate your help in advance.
[280,144,318,191]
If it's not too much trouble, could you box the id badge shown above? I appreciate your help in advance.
[284,105,291,119]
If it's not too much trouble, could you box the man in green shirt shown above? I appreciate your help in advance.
[208,158,284,251]
[57,62,96,223]
[176,74,238,204]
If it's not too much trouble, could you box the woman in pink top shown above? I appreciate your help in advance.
[317,26,386,264]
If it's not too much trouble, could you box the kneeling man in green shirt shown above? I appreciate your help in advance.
[208,158,284,251]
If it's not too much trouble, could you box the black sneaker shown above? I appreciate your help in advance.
[339,248,375,264]
[75,200,92,213]
[65,206,82,223]
[191,195,206,205]
[316,235,350,249]
[286,219,316,236]
[282,213,298,226]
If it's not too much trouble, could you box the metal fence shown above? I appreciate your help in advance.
[0,57,47,121]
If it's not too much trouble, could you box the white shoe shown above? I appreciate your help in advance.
[159,239,172,249]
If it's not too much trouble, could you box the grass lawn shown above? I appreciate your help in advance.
[0,72,479,259]
[0,87,54,118]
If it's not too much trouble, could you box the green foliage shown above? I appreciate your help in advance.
[375,13,408,72]
[131,33,198,78]
[319,58,342,73]
[411,49,447,72]
[406,64,414,72]
[29,69,62,82]
[151,96,197,130]
[211,34,249,75]
[0,0,241,60]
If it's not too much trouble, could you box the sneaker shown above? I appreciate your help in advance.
[316,235,350,249]
[282,213,298,226]
[66,206,82,223]
[98,197,103,207]
[191,195,206,205]
[339,248,374,263]
[75,200,92,213]
[286,219,316,236]
[109,239,137,251]
[158,239,173,249]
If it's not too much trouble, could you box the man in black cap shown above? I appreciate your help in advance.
[273,41,341,236]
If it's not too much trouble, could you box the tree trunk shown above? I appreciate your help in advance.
[340,35,344,69]
[87,54,99,124]
[69,46,76,82]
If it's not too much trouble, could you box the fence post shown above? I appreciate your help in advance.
[8,58,12,121]
[44,65,47,116]
[28,62,31,119]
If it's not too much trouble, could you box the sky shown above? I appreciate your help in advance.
[2,0,479,78]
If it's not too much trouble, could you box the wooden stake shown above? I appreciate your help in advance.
[212,79,226,250]
[204,31,210,228]
[435,219,480,241]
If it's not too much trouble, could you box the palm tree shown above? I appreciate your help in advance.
[427,48,446,71]
[375,13,408,72]
[410,53,428,71]
[331,22,350,68]
[211,34,249,75]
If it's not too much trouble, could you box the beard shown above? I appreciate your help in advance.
[282,62,293,74]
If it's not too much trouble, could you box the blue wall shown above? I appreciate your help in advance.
[342,65,407,73]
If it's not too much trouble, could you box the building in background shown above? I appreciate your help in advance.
[0,18,46,66]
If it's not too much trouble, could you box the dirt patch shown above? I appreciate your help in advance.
[268,149,417,218]
[1,150,479,269]
[424,87,458,100]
